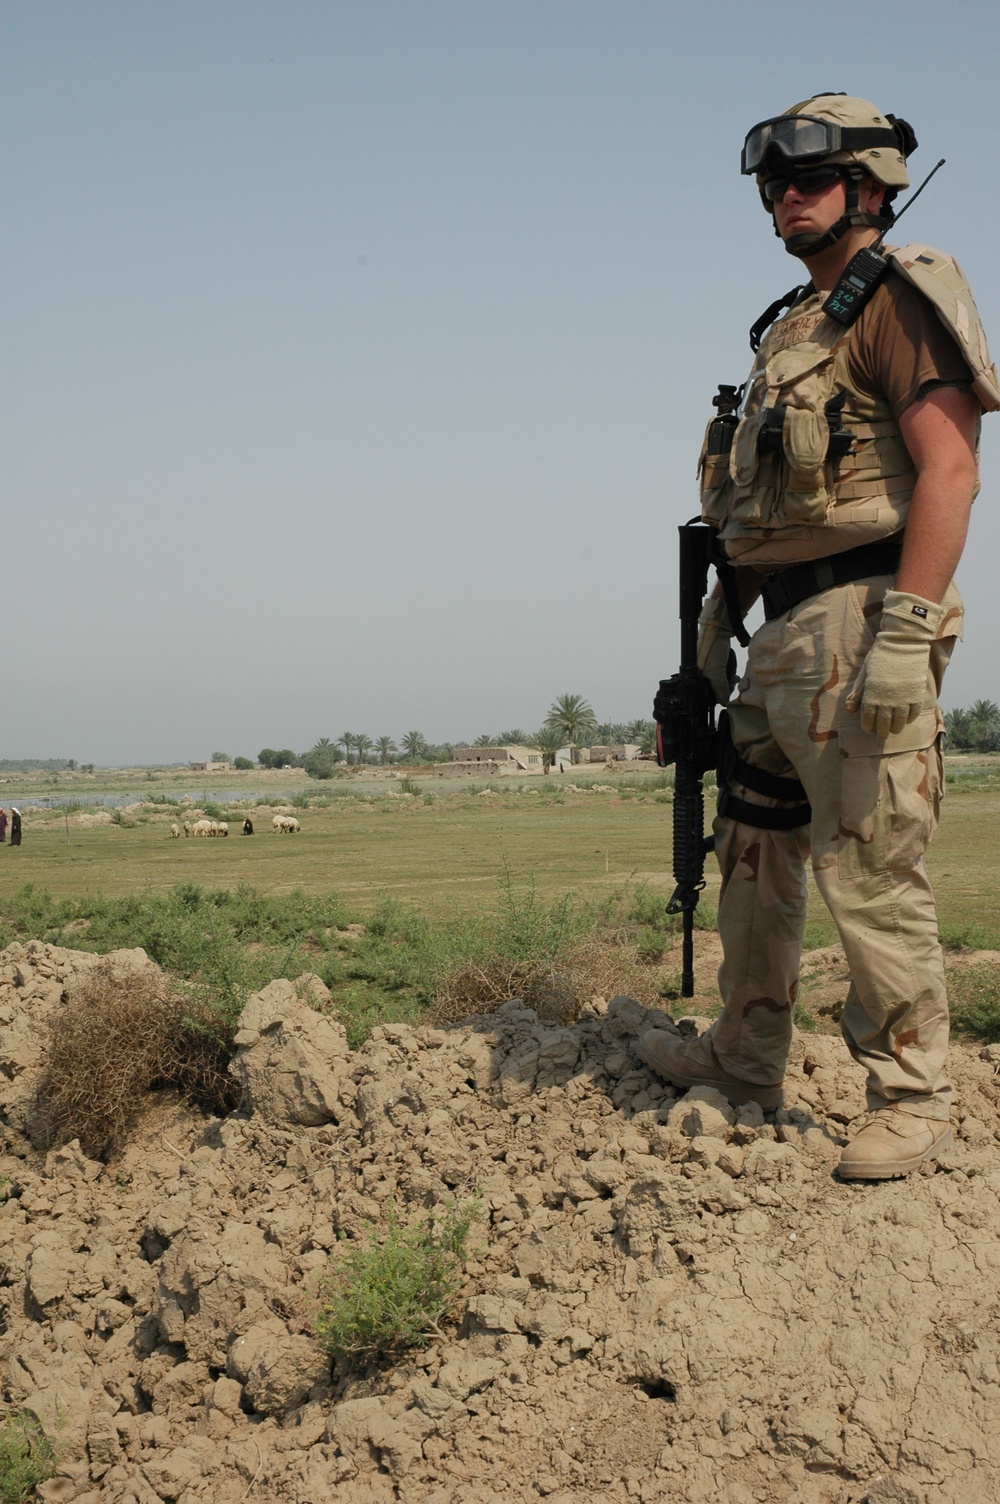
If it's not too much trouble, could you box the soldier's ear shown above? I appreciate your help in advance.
[860,176,885,214]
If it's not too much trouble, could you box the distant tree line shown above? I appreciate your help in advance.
[0,759,85,772]
[246,695,657,781]
[944,700,1000,752]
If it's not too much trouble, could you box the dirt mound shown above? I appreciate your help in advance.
[2,939,1000,1502]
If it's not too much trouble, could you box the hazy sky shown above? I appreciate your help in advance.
[4,1,1000,764]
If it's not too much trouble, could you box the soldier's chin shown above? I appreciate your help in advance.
[783,230,824,258]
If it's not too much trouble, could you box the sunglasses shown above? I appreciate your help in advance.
[762,165,847,203]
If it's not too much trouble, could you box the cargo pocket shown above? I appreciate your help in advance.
[835,711,942,881]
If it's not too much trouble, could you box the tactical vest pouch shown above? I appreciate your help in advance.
[782,404,829,473]
[730,409,766,487]
[698,414,737,524]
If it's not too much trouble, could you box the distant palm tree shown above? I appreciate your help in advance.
[338,732,355,764]
[473,734,495,747]
[401,730,428,762]
[376,736,398,765]
[498,729,529,745]
[529,724,564,773]
[545,693,597,764]
[625,718,653,744]
[354,734,373,765]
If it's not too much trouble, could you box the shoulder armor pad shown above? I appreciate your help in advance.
[889,244,1000,412]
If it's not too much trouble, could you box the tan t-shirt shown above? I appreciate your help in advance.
[848,269,973,417]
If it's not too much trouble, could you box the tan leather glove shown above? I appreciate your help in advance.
[846,589,943,739]
[697,596,738,706]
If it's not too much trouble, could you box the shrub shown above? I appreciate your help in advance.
[0,1412,55,1503]
[433,958,579,1025]
[37,960,238,1158]
[627,884,717,935]
[635,926,667,963]
[304,748,339,780]
[314,1199,480,1369]
[949,963,1000,1043]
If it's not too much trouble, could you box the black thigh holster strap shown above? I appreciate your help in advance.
[717,785,812,829]
[716,710,812,830]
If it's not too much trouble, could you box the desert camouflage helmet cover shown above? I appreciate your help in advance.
[743,93,912,192]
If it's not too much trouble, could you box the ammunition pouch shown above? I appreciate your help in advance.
[756,389,855,464]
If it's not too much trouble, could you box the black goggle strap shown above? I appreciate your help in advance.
[749,284,808,352]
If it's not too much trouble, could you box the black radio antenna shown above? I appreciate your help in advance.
[874,158,946,249]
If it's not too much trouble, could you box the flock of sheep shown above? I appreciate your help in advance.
[167,815,301,837]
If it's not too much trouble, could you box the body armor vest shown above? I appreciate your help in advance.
[700,244,997,567]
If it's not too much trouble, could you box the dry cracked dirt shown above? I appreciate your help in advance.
[2,939,1000,1504]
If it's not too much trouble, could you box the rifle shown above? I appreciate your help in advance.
[653,521,720,997]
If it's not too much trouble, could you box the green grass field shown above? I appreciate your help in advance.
[3,777,998,945]
[3,795,679,908]
[4,769,1000,1062]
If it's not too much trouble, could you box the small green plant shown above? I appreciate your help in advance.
[949,963,1000,1043]
[657,968,683,1002]
[635,926,667,964]
[792,1000,819,1033]
[398,778,421,796]
[941,919,1000,951]
[314,1198,480,1369]
[0,1411,55,1503]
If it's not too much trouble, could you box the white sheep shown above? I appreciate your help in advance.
[192,819,213,837]
[217,821,229,837]
[170,823,180,838]
[183,820,192,837]
[272,814,301,833]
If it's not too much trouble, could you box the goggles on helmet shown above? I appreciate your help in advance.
[741,113,899,175]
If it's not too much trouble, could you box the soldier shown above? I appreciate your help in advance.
[640,94,998,1178]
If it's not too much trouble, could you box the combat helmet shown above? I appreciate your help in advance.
[742,93,916,257]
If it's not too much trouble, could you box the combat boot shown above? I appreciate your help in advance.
[837,1107,951,1179]
[636,1028,784,1111]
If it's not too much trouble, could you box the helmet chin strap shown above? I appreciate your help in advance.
[775,167,891,258]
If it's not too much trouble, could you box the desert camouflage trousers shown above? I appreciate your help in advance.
[707,573,962,1120]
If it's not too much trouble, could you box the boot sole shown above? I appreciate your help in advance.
[836,1126,953,1180]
